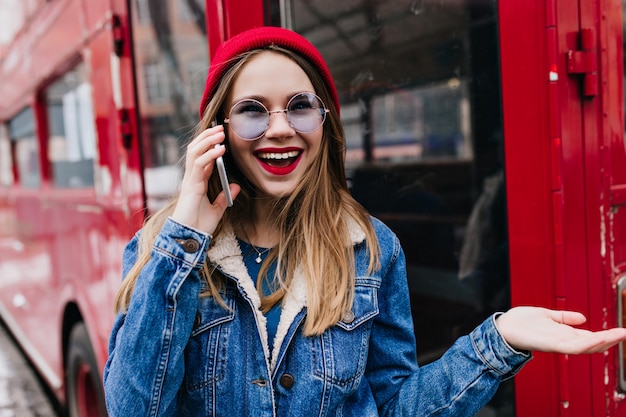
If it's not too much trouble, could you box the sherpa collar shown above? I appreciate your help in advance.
[206,215,366,372]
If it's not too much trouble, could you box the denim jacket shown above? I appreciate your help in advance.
[104,216,531,417]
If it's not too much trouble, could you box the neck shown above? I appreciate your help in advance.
[239,198,280,248]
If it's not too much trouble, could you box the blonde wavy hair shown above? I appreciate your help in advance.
[115,46,380,336]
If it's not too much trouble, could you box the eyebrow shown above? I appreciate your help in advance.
[234,94,265,103]
[230,92,311,107]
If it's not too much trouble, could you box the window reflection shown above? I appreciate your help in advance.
[143,60,171,104]
[370,81,471,161]
[131,0,208,211]
[135,0,151,24]
[45,63,97,189]
[283,0,475,162]
[9,107,40,189]
[0,124,13,188]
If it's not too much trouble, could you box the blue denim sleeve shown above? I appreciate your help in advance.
[367,233,531,416]
[103,218,211,417]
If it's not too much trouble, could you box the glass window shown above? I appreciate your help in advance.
[177,0,194,21]
[185,59,208,104]
[143,60,171,104]
[276,0,513,414]
[130,0,208,212]
[0,124,14,187]
[45,63,97,188]
[134,0,151,24]
[9,107,40,188]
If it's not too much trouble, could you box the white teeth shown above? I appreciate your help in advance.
[257,151,300,160]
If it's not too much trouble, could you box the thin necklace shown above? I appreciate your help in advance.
[251,244,271,264]
[240,226,273,263]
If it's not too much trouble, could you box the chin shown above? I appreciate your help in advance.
[259,184,297,199]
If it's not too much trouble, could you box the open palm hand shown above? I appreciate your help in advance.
[495,307,626,354]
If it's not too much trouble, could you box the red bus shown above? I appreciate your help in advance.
[0,0,625,416]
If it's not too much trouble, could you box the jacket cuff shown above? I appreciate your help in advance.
[152,217,212,267]
[470,313,532,380]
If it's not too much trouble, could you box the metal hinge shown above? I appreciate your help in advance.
[566,28,598,98]
[112,14,125,57]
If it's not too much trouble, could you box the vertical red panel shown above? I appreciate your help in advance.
[503,0,626,414]
[205,0,226,59]
[82,0,112,30]
[557,0,596,414]
[598,0,626,416]
[33,92,50,186]
[498,0,559,413]
[223,0,265,38]
[604,1,626,190]
[109,0,145,230]
[205,0,266,58]
[578,0,611,415]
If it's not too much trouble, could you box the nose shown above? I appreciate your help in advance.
[264,110,295,139]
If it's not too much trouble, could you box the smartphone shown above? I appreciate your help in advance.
[215,146,233,207]
[210,121,233,207]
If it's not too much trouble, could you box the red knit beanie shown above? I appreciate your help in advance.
[199,26,339,118]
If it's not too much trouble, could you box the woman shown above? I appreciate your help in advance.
[103,26,626,416]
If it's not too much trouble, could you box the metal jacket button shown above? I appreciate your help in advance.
[178,238,200,253]
[279,373,295,389]
[342,310,355,324]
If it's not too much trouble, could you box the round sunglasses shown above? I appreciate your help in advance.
[224,92,329,140]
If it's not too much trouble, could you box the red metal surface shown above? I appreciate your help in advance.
[498,0,559,414]
[578,0,626,414]
[206,0,226,59]
[578,2,610,416]
[599,0,626,414]
[222,0,265,39]
[206,0,265,59]
[501,0,626,415]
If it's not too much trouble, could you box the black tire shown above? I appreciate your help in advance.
[67,323,108,417]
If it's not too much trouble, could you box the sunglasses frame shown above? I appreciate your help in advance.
[224,92,329,141]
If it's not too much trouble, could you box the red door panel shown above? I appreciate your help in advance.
[502,0,626,414]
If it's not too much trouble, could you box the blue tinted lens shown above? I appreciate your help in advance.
[229,99,269,140]
[287,93,326,133]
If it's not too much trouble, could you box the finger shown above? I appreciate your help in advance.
[550,310,587,326]
[182,143,227,187]
[192,143,226,170]
[229,183,241,200]
[212,183,241,209]
[188,124,224,144]
[564,328,626,354]
[593,328,626,352]
[552,332,605,354]
[186,127,225,160]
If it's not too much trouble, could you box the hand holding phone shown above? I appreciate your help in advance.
[215,145,233,207]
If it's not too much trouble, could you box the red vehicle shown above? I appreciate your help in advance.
[0,0,625,416]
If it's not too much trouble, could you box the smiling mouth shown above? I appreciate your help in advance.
[256,150,301,168]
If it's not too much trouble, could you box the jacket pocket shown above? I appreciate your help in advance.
[185,291,236,392]
[312,277,380,389]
